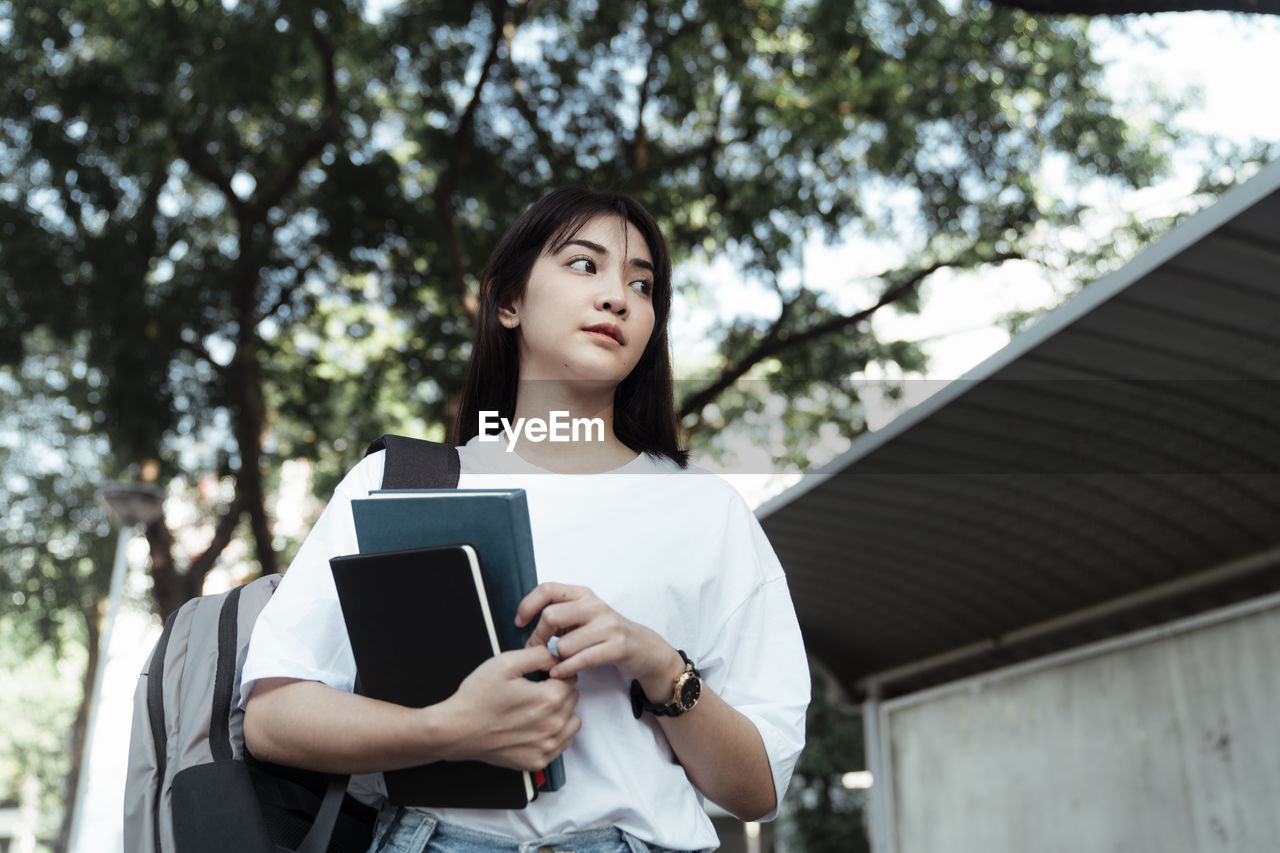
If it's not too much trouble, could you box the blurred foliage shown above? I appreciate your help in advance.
[990,0,1280,15]
[1,0,1186,499]
[783,667,869,853]
[0,331,117,851]
[0,618,84,844]
[0,331,115,649]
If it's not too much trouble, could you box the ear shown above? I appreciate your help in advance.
[497,299,520,329]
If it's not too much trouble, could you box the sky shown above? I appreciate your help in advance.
[60,10,1280,853]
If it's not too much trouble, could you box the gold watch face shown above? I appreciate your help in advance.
[675,672,701,710]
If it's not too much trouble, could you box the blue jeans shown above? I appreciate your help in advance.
[367,807,681,853]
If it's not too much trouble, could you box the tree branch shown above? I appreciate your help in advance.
[55,603,101,853]
[257,258,317,327]
[185,491,248,589]
[509,70,561,165]
[678,252,1022,422]
[145,513,183,618]
[252,22,341,219]
[161,0,244,215]
[175,336,222,371]
[54,159,89,247]
[173,130,245,218]
[133,173,165,261]
[631,6,701,177]
[433,0,508,319]
[144,489,248,617]
[227,320,277,580]
[503,0,564,168]
[631,21,663,176]
[660,94,751,177]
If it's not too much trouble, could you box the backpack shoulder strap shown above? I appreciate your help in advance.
[209,584,245,762]
[145,607,180,850]
[364,435,460,490]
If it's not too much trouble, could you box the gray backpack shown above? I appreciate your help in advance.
[124,437,460,852]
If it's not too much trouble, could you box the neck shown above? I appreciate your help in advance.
[505,380,637,474]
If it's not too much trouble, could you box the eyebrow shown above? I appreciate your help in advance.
[564,239,655,274]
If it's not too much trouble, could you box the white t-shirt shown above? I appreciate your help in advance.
[241,436,809,851]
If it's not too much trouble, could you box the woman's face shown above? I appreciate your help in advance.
[501,214,657,386]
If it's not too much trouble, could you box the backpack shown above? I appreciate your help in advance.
[124,436,461,853]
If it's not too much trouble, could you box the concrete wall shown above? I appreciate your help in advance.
[876,595,1280,853]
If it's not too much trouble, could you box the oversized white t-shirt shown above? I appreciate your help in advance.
[240,436,809,851]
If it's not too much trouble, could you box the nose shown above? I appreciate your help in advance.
[593,269,629,317]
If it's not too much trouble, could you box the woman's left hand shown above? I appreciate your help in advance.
[517,583,779,821]
[515,582,682,693]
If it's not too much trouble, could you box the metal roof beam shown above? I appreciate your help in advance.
[856,543,1280,695]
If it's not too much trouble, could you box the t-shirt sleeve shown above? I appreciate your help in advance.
[239,453,384,705]
[699,500,810,823]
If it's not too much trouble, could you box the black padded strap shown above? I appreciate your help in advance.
[210,584,244,762]
[148,607,180,852]
[364,435,460,490]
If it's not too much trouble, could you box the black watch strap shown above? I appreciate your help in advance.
[630,650,699,719]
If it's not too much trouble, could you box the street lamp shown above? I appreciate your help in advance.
[99,483,166,529]
[66,482,165,853]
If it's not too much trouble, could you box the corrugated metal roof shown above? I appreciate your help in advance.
[758,160,1280,699]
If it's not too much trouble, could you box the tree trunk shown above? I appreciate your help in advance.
[52,600,102,853]
[146,516,189,619]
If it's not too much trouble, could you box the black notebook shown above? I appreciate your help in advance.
[329,543,536,808]
[351,488,566,793]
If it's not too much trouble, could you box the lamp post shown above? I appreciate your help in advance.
[66,483,164,853]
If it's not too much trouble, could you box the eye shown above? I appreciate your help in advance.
[630,279,653,296]
[568,257,596,273]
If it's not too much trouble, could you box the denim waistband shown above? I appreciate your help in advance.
[370,806,667,853]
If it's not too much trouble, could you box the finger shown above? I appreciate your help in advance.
[549,637,623,680]
[515,582,582,628]
[544,683,579,718]
[553,600,633,656]
[495,645,558,677]
[551,672,578,689]
[525,602,563,650]
[544,618,614,661]
[533,716,580,768]
[548,711,581,750]
[559,713,583,745]
[525,599,595,650]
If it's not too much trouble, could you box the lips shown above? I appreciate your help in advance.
[583,323,624,345]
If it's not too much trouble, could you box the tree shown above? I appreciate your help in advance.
[992,1,1278,15]
[0,622,86,850]
[0,331,117,851]
[783,666,870,853]
[2,0,1183,621]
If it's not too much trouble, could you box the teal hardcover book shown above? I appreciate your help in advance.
[350,488,567,793]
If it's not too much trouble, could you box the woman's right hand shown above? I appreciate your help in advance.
[435,645,580,772]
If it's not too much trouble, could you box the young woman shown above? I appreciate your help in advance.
[241,188,809,853]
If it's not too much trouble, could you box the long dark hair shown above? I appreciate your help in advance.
[450,187,688,468]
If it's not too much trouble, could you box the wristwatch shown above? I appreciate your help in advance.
[630,650,702,718]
